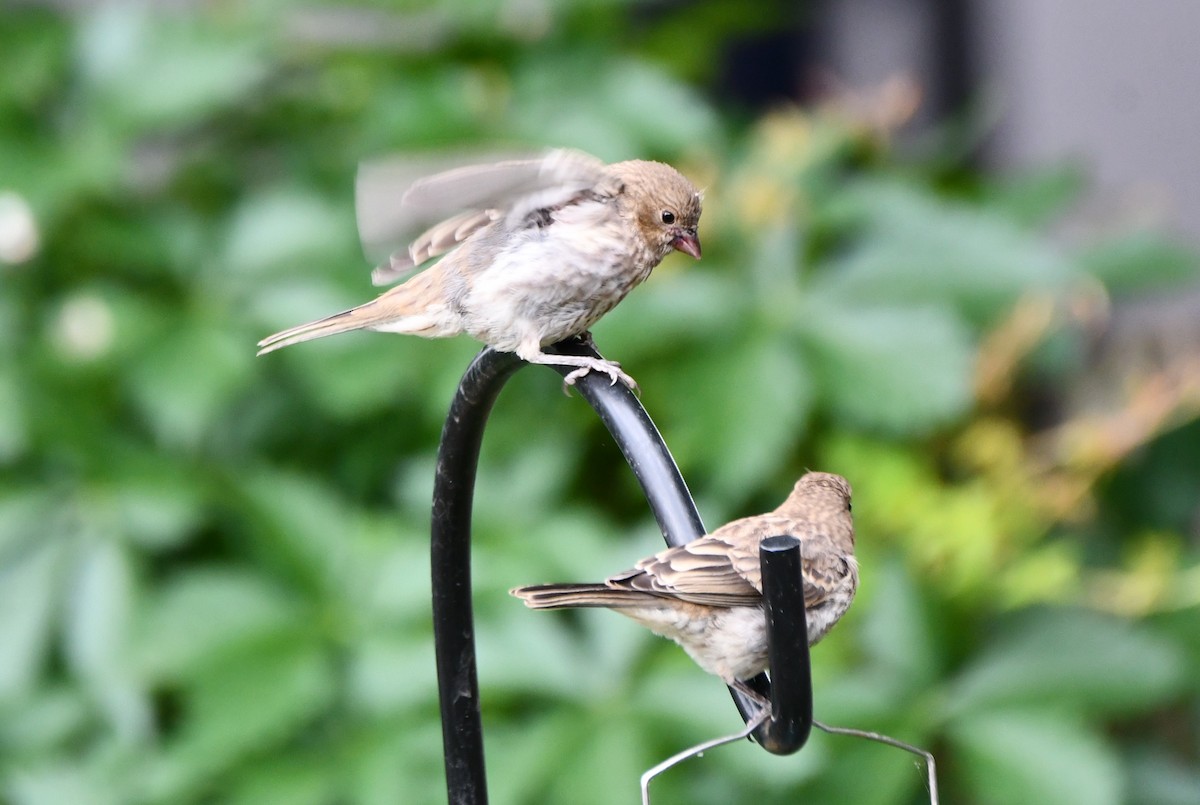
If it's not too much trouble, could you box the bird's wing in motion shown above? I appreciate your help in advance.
[357,149,609,285]
[374,208,503,284]
[401,149,607,211]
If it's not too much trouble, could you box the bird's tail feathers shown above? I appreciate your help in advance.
[257,269,453,355]
[510,583,659,610]
[256,304,387,355]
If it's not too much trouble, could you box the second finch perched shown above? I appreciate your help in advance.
[511,472,857,690]
[256,149,702,390]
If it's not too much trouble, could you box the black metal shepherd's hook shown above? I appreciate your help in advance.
[430,336,814,804]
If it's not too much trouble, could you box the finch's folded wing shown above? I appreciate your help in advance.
[612,536,763,607]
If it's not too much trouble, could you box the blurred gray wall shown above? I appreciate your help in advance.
[821,0,1200,242]
[979,0,1200,242]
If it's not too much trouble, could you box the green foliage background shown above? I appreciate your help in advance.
[2,3,1198,804]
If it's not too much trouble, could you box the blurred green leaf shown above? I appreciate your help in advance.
[596,270,745,362]
[63,539,133,680]
[78,7,265,129]
[5,761,120,805]
[345,632,433,714]
[343,719,446,805]
[234,468,376,604]
[978,163,1086,228]
[144,637,334,802]
[0,541,62,700]
[487,712,580,805]
[799,301,973,433]
[133,568,303,681]
[223,188,353,276]
[948,608,1185,717]
[817,180,1077,323]
[1152,607,1200,693]
[1125,748,1200,805]
[125,324,253,449]
[0,686,89,756]
[1078,233,1200,294]
[107,467,205,552]
[0,370,28,462]
[61,538,149,741]
[951,709,1122,805]
[660,331,813,495]
[795,716,935,805]
[0,12,70,114]
[857,562,940,688]
[0,491,62,564]
[512,58,719,158]
[226,753,336,805]
[543,706,651,805]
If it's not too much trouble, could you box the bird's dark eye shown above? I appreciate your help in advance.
[660,210,675,224]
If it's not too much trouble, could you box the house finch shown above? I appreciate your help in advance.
[511,472,857,690]
[256,149,702,389]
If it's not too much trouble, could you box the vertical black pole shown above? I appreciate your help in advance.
[431,348,523,805]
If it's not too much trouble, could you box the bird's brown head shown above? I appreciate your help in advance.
[609,160,702,261]
[778,471,854,522]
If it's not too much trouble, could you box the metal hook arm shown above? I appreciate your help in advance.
[430,337,816,803]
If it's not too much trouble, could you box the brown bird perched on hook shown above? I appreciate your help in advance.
[511,472,857,692]
[256,148,702,391]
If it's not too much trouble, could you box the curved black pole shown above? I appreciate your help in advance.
[543,337,813,754]
[542,336,707,546]
[431,336,815,804]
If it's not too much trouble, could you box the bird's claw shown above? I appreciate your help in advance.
[560,361,639,396]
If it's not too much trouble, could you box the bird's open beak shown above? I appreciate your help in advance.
[670,230,702,260]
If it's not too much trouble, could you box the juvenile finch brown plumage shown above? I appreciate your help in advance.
[511,472,857,689]
[256,149,702,390]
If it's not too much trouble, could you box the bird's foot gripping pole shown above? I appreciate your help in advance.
[516,331,639,394]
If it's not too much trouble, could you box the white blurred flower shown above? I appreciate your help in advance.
[0,192,39,264]
[53,294,116,361]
